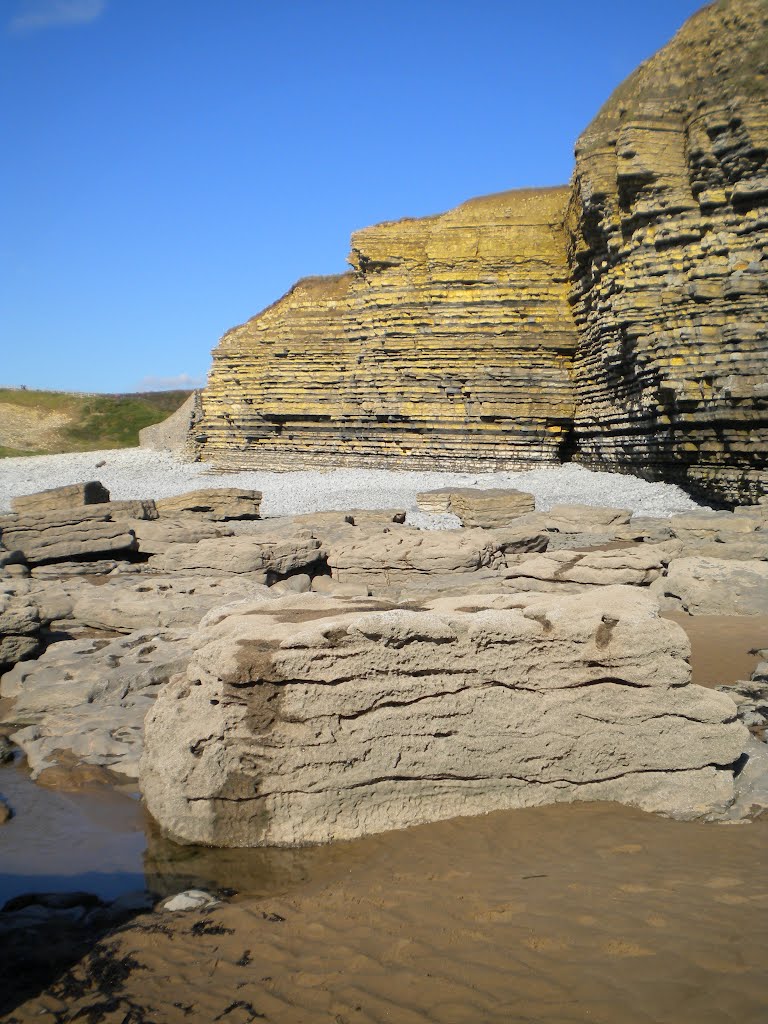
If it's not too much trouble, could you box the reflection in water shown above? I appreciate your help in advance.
[0,759,146,905]
[143,818,340,899]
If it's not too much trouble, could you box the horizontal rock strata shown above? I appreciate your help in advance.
[194,189,579,472]
[0,507,138,566]
[566,0,768,504]
[183,0,766,507]
[140,587,747,846]
[155,488,262,521]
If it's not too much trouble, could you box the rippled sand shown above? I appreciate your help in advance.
[10,801,767,1024]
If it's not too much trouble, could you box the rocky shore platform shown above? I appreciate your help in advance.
[1,464,767,1020]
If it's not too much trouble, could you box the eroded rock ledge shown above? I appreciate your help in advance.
[140,587,746,847]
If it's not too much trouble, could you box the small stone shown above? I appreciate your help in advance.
[163,889,220,912]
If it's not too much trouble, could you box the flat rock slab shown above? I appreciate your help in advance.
[140,586,747,847]
[156,488,262,521]
[70,574,274,633]
[327,527,545,584]
[3,627,195,779]
[149,531,322,577]
[11,481,110,516]
[0,507,138,566]
[416,488,535,528]
[652,557,768,615]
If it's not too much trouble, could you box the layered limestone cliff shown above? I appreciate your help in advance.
[567,0,768,504]
[194,0,767,505]
[195,188,579,471]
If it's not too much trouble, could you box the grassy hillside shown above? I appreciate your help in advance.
[0,389,192,457]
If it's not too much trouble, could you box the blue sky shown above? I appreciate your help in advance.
[1,0,705,393]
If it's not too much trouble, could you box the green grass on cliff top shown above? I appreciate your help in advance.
[0,389,191,457]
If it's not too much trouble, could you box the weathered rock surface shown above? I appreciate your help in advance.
[2,628,195,779]
[567,0,768,505]
[69,575,274,633]
[0,507,137,566]
[193,188,579,472]
[148,531,323,578]
[440,488,535,528]
[156,488,262,521]
[327,526,546,585]
[140,587,747,847]
[651,556,768,615]
[0,587,41,671]
[11,482,110,516]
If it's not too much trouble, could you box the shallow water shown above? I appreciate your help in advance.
[0,760,146,906]
[2,613,767,910]
[11,800,768,1024]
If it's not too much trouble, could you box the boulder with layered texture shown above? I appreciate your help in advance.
[11,481,110,516]
[0,507,138,566]
[148,530,323,578]
[140,587,747,847]
[156,488,262,521]
[326,526,547,585]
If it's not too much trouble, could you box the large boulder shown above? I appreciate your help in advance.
[130,516,235,556]
[140,587,747,847]
[502,546,668,592]
[156,488,262,521]
[651,557,768,615]
[509,504,634,550]
[416,488,535,528]
[665,510,768,562]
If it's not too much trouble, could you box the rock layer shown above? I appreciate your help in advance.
[189,0,767,507]
[566,0,768,504]
[140,588,747,847]
[194,189,579,472]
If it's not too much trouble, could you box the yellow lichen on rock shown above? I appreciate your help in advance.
[196,188,579,472]
[194,0,767,506]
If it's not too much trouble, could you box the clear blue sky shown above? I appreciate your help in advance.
[1,0,705,393]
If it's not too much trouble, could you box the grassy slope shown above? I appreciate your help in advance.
[0,389,192,457]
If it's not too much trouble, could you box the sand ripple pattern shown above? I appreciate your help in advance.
[13,802,768,1023]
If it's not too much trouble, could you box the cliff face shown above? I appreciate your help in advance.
[196,188,578,471]
[195,0,767,505]
[567,0,768,504]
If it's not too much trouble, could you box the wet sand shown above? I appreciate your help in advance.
[665,613,768,687]
[9,801,767,1024]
